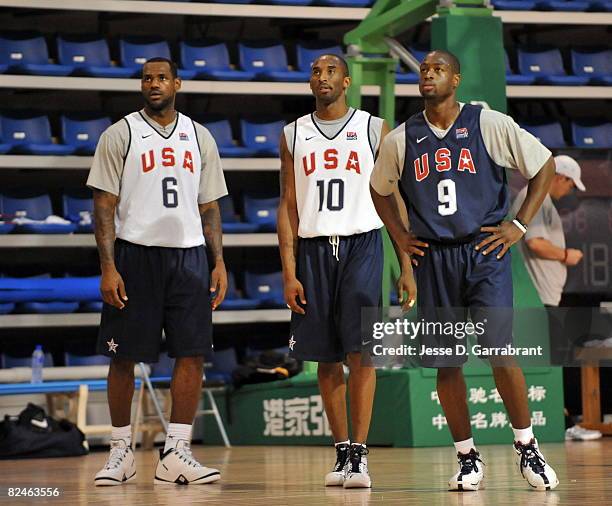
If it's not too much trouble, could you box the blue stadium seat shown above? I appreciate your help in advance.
[181,41,255,81]
[536,0,589,10]
[409,46,429,65]
[243,195,279,232]
[517,48,589,85]
[521,122,567,148]
[588,0,612,10]
[571,121,612,148]
[62,192,94,233]
[244,271,286,308]
[202,119,257,158]
[119,36,195,80]
[0,119,11,154]
[1,194,77,234]
[240,119,285,157]
[79,301,103,313]
[396,62,419,84]
[61,115,111,155]
[1,352,53,368]
[219,196,259,234]
[0,303,15,314]
[239,41,309,82]
[1,114,75,155]
[571,48,612,85]
[296,41,343,74]
[150,352,174,379]
[219,272,260,310]
[318,0,373,5]
[268,0,313,4]
[505,50,535,85]
[0,276,100,302]
[207,347,238,384]
[57,35,133,78]
[16,301,79,314]
[65,353,110,366]
[0,32,73,76]
[492,0,536,9]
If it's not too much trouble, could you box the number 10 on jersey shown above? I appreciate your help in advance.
[317,179,344,212]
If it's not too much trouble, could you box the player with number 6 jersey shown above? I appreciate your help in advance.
[86,57,227,487]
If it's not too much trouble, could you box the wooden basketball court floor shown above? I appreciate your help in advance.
[1,441,610,505]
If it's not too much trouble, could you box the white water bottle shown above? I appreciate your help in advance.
[31,345,44,384]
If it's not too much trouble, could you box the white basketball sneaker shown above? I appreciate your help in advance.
[343,444,371,489]
[94,439,136,486]
[448,449,485,491]
[154,440,220,485]
[514,438,559,490]
[325,443,350,486]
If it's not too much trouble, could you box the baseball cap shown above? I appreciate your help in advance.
[554,155,585,191]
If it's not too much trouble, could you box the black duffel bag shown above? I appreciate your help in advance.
[0,403,88,459]
[232,350,302,388]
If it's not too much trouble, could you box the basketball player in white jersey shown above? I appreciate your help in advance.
[278,54,416,489]
[87,58,228,486]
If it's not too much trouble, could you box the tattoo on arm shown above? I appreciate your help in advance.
[200,202,223,264]
[93,190,118,267]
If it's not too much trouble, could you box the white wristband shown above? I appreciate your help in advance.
[512,219,527,234]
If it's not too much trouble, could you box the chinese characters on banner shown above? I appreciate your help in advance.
[263,395,332,437]
[431,386,548,431]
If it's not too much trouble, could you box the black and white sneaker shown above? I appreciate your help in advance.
[154,440,220,485]
[94,439,136,486]
[514,438,559,491]
[324,443,350,486]
[448,449,485,491]
[343,444,371,489]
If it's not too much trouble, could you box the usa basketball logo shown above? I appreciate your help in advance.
[179,132,189,141]
[455,127,468,139]
[346,131,358,140]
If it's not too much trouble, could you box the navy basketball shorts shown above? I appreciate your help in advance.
[96,239,213,363]
[289,229,383,363]
[414,233,513,368]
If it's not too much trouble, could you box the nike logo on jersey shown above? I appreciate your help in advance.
[305,136,316,141]
[416,136,428,144]
[142,133,153,139]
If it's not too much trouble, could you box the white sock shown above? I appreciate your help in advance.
[351,442,366,448]
[164,423,192,453]
[111,425,132,447]
[335,440,350,447]
[454,437,476,455]
[512,425,534,445]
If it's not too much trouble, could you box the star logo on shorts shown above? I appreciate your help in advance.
[289,335,296,351]
[107,338,118,353]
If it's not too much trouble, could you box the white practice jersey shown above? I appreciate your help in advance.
[292,109,383,238]
[117,112,203,247]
